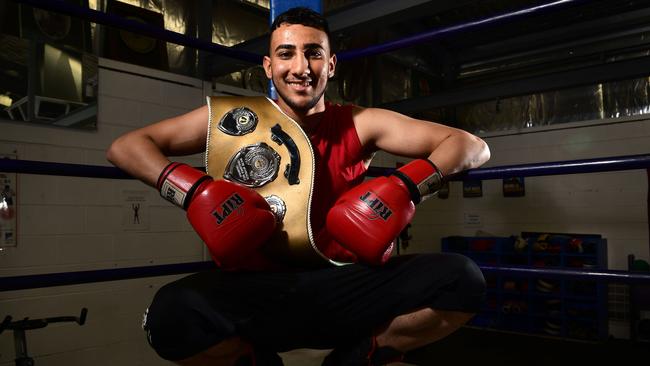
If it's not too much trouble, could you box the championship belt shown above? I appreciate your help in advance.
[206,96,335,268]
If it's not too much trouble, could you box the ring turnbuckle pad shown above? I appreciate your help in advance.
[224,142,280,187]
[218,107,258,136]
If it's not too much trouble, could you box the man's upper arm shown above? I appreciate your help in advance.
[142,104,210,156]
[107,104,210,187]
[353,106,457,158]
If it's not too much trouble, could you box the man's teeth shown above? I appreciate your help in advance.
[288,80,311,86]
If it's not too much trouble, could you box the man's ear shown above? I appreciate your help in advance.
[263,56,272,79]
[328,54,337,78]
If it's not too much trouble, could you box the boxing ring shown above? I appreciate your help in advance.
[1,153,649,292]
[1,1,650,358]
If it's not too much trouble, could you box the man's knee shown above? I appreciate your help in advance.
[411,253,486,312]
[447,253,486,310]
[143,283,235,361]
[450,253,486,291]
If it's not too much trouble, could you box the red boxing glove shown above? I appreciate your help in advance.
[157,162,277,270]
[326,159,443,265]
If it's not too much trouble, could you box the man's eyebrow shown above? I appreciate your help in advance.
[304,43,325,50]
[274,44,296,52]
[274,43,325,52]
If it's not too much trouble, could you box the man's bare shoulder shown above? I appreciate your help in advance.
[351,105,412,124]
[350,105,415,136]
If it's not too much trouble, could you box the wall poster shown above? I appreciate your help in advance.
[0,154,17,247]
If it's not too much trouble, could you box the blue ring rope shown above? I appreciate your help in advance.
[16,0,586,64]
[480,265,650,284]
[2,262,649,292]
[1,154,649,180]
[1,153,650,290]
[0,262,216,292]
[337,0,585,61]
[14,0,262,64]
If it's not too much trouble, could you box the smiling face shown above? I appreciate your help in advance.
[263,23,336,118]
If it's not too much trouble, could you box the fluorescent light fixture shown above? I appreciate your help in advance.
[0,95,12,107]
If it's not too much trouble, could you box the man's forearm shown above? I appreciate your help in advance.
[428,132,490,177]
[106,133,170,187]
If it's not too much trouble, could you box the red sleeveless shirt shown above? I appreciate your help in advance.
[310,102,368,263]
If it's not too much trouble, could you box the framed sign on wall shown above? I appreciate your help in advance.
[0,155,17,248]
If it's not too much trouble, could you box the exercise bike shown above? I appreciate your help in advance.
[0,308,87,366]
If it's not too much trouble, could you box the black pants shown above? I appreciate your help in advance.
[143,253,486,361]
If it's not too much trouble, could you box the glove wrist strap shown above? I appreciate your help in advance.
[157,162,211,209]
[392,159,444,204]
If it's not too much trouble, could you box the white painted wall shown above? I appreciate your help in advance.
[1,57,648,364]
[0,59,211,366]
[385,116,650,271]
[376,116,650,340]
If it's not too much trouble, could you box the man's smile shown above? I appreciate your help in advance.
[285,79,313,91]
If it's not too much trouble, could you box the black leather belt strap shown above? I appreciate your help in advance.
[270,123,301,185]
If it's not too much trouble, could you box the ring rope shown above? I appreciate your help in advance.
[1,154,649,291]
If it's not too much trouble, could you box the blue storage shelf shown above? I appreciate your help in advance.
[442,233,608,340]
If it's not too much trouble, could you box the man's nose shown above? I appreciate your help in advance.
[290,53,309,76]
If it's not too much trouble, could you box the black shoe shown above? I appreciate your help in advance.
[321,336,403,366]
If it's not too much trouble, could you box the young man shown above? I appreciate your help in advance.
[107,7,490,366]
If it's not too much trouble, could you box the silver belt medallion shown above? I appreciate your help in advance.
[224,142,280,187]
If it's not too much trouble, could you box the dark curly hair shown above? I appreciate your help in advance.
[270,7,331,43]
